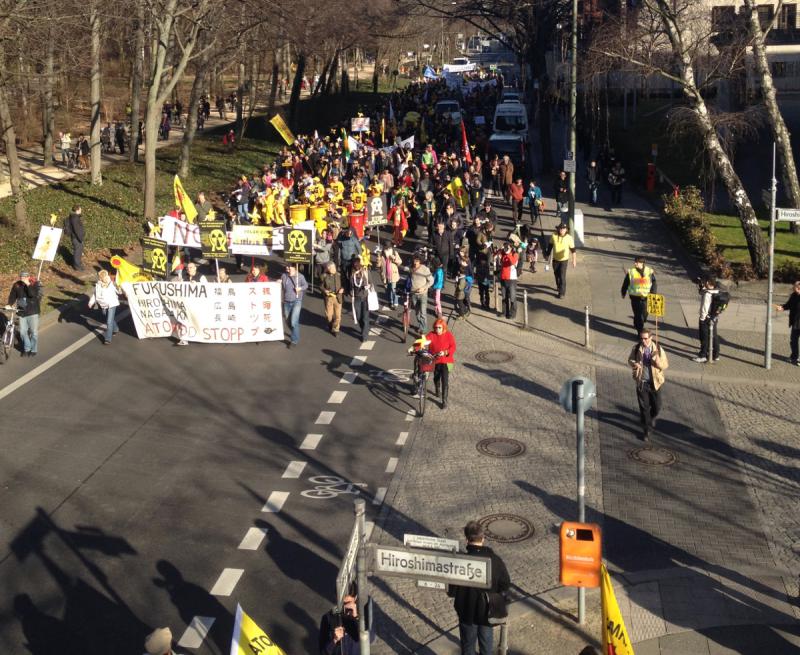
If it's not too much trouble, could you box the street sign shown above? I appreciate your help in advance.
[563,159,577,173]
[647,293,665,317]
[403,534,459,552]
[566,151,574,160]
[559,376,596,414]
[372,544,492,589]
[777,208,800,222]
[336,524,359,606]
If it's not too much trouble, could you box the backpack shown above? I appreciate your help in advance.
[709,290,730,318]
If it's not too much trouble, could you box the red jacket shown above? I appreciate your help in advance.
[425,330,456,364]
[509,183,524,202]
[500,252,518,280]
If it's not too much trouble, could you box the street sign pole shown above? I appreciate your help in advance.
[765,142,777,370]
[573,379,586,625]
[354,499,370,655]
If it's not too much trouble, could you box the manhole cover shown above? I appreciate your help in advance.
[478,514,534,543]
[476,438,526,458]
[628,446,677,466]
[476,350,514,364]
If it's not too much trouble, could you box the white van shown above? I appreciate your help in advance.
[492,102,528,140]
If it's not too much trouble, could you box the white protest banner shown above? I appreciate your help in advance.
[32,226,63,262]
[122,281,284,343]
[230,225,272,256]
[399,135,415,150]
[159,215,202,249]
[351,117,370,132]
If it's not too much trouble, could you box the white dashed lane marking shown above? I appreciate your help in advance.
[262,491,289,513]
[282,461,306,478]
[373,487,387,505]
[359,340,376,351]
[300,433,323,450]
[209,568,244,596]
[350,356,367,367]
[396,431,409,446]
[177,616,216,648]
[340,371,359,384]
[238,527,269,550]
[327,390,347,404]
[385,457,398,473]
[405,409,415,421]
[315,411,336,424]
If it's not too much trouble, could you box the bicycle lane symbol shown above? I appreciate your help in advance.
[300,475,368,500]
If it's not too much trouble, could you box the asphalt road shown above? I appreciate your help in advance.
[0,275,421,654]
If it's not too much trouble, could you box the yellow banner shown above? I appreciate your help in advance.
[601,564,635,655]
[173,175,198,223]
[230,605,286,655]
[447,177,467,209]
[270,114,296,145]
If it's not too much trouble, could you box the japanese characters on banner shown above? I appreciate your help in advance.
[366,195,389,226]
[200,220,229,259]
[32,226,63,262]
[141,237,169,279]
[122,281,284,343]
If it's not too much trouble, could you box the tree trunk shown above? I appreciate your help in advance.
[42,32,55,167]
[372,48,380,93]
[129,0,145,162]
[325,51,339,96]
[268,51,279,112]
[313,56,330,97]
[743,0,800,234]
[288,51,306,129]
[90,0,103,185]
[0,69,28,232]
[236,57,245,136]
[178,53,209,178]
[651,0,769,275]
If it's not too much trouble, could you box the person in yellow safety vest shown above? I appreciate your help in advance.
[621,255,657,334]
[350,180,367,211]
[329,175,345,204]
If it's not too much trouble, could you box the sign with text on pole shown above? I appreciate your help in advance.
[404,533,460,590]
[777,208,800,222]
[141,236,169,279]
[646,293,665,317]
[32,225,62,262]
[372,544,492,589]
[284,228,313,263]
[199,220,229,259]
[366,195,389,227]
[563,152,576,173]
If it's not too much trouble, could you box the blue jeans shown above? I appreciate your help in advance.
[104,306,119,342]
[19,314,39,354]
[411,292,428,333]
[458,623,493,655]
[283,299,302,344]
[385,282,397,307]
[238,203,249,222]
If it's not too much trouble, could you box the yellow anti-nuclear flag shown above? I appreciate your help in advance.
[270,114,296,145]
[174,175,198,223]
[601,564,635,655]
[109,255,152,285]
[230,604,286,655]
[447,177,468,209]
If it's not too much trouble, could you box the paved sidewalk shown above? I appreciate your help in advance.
[369,181,800,653]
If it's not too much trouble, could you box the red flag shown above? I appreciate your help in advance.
[460,120,472,165]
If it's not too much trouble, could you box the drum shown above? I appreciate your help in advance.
[289,204,308,225]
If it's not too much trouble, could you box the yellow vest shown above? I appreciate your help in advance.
[628,266,653,297]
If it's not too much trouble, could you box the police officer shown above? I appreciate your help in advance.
[620,256,657,333]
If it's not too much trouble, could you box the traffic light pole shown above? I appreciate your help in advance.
[573,379,586,625]
[568,0,578,234]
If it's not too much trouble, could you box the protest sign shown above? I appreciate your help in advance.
[230,225,272,256]
[159,215,202,249]
[284,228,313,263]
[141,237,169,279]
[351,117,370,132]
[270,114,295,145]
[366,195,389,226]
[200,220,229,259]
[32,226,62,262]
[122,281,284,343]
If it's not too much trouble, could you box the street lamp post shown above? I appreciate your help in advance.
[568,0,578,234]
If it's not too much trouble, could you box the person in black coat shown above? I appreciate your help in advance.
[430,221,454,271]
[64,205,85,271]
[775,280,800,365]
[448,521,511,655]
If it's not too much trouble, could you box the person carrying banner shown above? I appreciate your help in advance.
[88,269,121,345]
[281,262,308,348]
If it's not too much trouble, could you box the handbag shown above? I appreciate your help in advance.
[367,288,380,311]
[482,591,508,625]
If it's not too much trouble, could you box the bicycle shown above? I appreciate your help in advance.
[401,289,411,343]
[1,306,18,364]
[410,348,437,417]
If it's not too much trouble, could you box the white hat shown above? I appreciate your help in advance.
[144,627,172,655]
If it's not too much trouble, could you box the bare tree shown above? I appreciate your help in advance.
[89,0,102,185]
[129,0,146,162]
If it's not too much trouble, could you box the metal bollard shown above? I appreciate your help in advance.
[584,305,590,347]
[523,290,529,328]
[498,623,509,655]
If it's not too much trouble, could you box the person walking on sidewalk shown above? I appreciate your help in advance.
[775,280,800,365]
[350,261,372,343]
[409,255,434,335]
[586,161,600,206]
[426,318,456,408]
[628,329,669,441]
[448,520,511,655]
[88,270,121,344]
[608,160,626,206]
[64,205,85,271]
[321,261,344,336]
[620,256,657,333]
[499,241,518,319]
[692,277,723,363]
[548,223,577,298]
[281,262,308,348]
